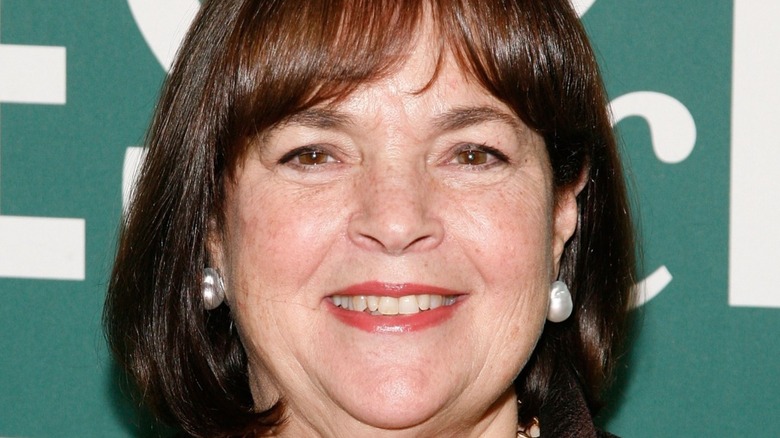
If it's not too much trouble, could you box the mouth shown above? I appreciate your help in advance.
[330,294,457,315]
[326,282,464,333]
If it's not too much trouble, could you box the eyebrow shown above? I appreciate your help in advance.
[431,106,522,133]
[279,107,355,129]
[276,105,520,133]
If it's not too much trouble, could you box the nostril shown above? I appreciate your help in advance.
[405,234,434,252]
[355,232,385,250]
[348,210,444,255]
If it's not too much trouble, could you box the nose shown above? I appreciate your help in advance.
[348,163,444,255]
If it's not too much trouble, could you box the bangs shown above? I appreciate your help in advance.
[213,0,596,186]
[221,0,426,164]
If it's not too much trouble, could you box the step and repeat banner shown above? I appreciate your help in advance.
[1,1,778,436]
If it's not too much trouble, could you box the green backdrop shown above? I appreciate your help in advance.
[2,1,778,436]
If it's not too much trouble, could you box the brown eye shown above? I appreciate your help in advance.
[280,147,338,167]
[456,149,489,165]
[297,150,330,165]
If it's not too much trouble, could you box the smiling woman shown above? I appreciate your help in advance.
[105,1,635,437]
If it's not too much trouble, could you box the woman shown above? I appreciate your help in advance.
[105,0,635,436]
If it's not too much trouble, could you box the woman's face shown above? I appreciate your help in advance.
[212,34,580,436]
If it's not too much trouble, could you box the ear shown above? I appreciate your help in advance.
[205,216,229,300]
[551,168,588,278]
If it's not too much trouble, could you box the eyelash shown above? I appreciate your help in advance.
[452,144,510,167]
[277,143,510,170]
[278,146,338,169]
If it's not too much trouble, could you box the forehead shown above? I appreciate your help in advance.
[277,43,519,134]
[271,85,523,151]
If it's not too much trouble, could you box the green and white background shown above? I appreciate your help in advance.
[1,0,777,436]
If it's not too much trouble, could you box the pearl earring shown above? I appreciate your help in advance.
[547,280,573,323]
[202,267,226,310]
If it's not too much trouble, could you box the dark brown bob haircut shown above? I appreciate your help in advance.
[105,0,635,436]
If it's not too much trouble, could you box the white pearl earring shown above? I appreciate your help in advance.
[547,280,573,323]
[202,267,226,310]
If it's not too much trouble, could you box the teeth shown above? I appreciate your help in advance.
[379,297,398,315]
[352,295,367,312]
[417,294,430,310]
[332,294,455,314]
[367,296,379,311]
[398,295,419,314]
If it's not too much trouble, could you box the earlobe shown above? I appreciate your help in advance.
[551,169,588,275]
[205,217,229,301]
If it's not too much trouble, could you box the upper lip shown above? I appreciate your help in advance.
[331,281,464,298]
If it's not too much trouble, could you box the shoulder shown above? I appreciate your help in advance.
[538,364,622,438]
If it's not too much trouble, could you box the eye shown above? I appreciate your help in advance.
[456,149,489,165]
[279,147,339,167]
[452,144,509,167]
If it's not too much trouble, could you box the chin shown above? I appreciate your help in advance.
[328,367,455,431]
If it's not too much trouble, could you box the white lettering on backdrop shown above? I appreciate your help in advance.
[610,91,697,307]
[730,0,780,308]
[0,2,85,281]
[127,0,200,72]
[570,0,597,18]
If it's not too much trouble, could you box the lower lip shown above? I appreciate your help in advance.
[328,300,461,334]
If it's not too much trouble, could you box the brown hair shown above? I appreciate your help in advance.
[105,0,635,436]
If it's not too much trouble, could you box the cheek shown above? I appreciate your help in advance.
[450,181,554,276]
[448,180,554,338]
[222,184,339,364]
[225,183,346,296]
[504,183,553,262]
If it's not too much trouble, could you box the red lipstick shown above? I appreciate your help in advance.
[327,281,463,334]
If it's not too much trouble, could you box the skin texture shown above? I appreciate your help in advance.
[210,31,581,437]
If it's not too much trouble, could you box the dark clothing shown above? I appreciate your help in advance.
[539,366,619,438]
